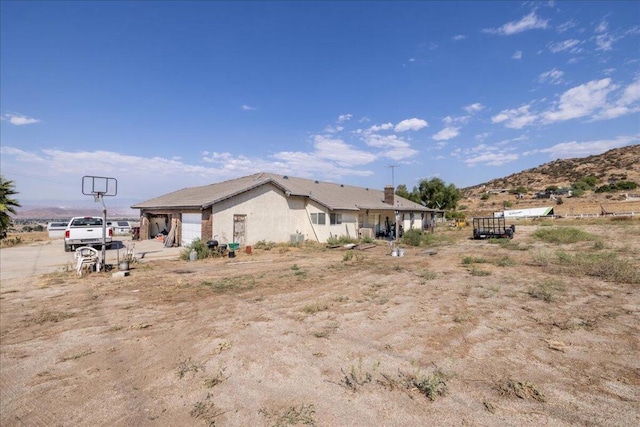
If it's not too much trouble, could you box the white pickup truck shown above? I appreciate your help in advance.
[64,217,113,252]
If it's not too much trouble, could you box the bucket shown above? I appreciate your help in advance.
[119,260,130,271]
[391,249,398,257]
[398,248,405,257]
[189,249,197,261]
[245,245,252,255]
[228,251,236,258]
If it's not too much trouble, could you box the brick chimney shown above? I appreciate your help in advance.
[384,185,394,205]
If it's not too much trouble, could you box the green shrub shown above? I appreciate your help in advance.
[532,227,596,244]
[327,235,358,245]
[254,240,276,250]
[401,229,423,246]
[360,235,373,244]
[528,278,564,302]
[481,193,490,200]
[180,238,210,260]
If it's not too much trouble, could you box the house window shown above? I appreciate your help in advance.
[311,212,326,225]
[330,213,342,225]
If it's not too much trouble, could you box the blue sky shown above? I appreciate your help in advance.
[1,1,639,206]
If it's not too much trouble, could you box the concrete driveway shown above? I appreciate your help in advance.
[0,237,182,281]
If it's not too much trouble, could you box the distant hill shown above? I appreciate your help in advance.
[11,204,138,221]
[462,144,640,196]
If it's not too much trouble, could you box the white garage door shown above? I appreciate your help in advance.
[181,213,202,247]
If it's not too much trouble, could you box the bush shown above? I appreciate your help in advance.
[481,193,490,201]
[254,240,276,250]
[596,181,638,193]
[180,238,210,260]
[326,235,358,245]
[533,227,596,244]
[571,188,584,197]
[401,229,423,246]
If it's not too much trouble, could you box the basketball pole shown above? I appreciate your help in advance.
[96,193,107,271]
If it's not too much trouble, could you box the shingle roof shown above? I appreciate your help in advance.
[131,172,434,212]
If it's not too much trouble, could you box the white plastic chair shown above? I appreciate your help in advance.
[74,246,100,276]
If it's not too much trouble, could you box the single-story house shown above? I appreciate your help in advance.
[131,172,445,247]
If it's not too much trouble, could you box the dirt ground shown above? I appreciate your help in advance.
[1,220,639,426]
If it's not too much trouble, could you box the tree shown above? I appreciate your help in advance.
[394,184,421,204]
[415,177,462,210]
[0,176,21,239]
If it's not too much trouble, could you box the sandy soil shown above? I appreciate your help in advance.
[1,221,639,426]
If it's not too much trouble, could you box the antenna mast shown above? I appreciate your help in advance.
[389,165,399,188]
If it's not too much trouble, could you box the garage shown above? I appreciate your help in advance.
[181,213,202,247]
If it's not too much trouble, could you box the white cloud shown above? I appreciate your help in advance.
[2,112,40,125]
[616,78,640,106]
[432,126,460,141]
[593,77,640,120]
[475,132,490,142]
[324,125,344,134]
[543,78,617,123]
[492,77,639,127]
[311,135,377,166]
[452,34,466,41]
[464,151,519,166]
[594,33,617,51]
[557,20,577,33]
[338,114,353,123]
[595,20,608,33]
[547,39,582,53]
[367,122,394,133]
[241,105,257,111]
[538,68,565,85]
[483,12,549,36]
[361,134,418,160]
[1,139,383,202]
[512,50,523,60]
[492,105,537,129]
[394,118,428,132]
[0,146,47,163]
[532,135,639,159]
[463,103,484,114]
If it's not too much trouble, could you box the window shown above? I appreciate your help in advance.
[330,213,342,225]
[310,212,326,225]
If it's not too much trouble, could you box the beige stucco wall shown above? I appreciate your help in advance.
[211,185,368,245]
[304,200,359,242]
[211,184,309,245]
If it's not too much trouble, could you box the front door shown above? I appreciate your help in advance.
[233,214,246,245]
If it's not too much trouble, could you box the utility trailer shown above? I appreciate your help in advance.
[472,217,515,239]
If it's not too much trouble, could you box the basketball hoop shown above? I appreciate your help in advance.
[82,176,118,271]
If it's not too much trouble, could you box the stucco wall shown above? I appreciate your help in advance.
[304,200,358,242]
[211,184,309,245]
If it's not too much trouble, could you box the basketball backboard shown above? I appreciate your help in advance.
[82,176,117,197]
